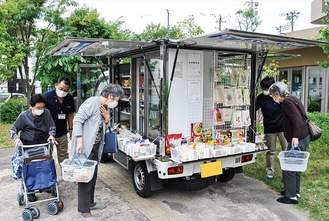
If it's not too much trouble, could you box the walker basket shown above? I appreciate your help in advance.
[61,156,97,183]
[278,150,310,172]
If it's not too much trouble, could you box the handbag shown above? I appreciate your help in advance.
[295,101,322,141]
[306,119,322,141]
[103,130,118,153]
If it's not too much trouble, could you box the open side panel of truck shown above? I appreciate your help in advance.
[48,29,327,198]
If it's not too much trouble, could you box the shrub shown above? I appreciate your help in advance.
[307,112,329,159]
[0,98,28,123]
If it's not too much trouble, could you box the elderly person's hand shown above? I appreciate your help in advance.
[76,137,83,154]
[292,137,299,148]
[100,105,110,124]
[48,135,58,145]
[14,138,22,147]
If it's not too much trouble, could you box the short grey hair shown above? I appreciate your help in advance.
[269,82,290,97]
[100,84,124,99]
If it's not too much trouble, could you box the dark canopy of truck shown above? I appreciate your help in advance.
[47,29,326,58]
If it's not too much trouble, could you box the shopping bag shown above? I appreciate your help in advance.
[23,156,56,191]
[307,120,322,141]
[103,131,118,153]
[11,150,22,180]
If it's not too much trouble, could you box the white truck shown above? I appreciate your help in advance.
[48,29,324,197]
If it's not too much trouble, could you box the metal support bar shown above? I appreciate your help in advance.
[140,47,160,100]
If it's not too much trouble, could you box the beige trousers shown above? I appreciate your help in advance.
[265,132,288,178]
[54,134,69,163]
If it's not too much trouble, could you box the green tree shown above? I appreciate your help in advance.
[235,7,262,32]
[0,6,25,83]
[176,15,204,38]
[0,0,77,102]
[317,0,329,68]
[37,6,133,96]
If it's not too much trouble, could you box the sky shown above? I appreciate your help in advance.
[76,0,322,35]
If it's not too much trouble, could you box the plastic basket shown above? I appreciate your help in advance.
[60,154,97,183]
[278,149,310,172]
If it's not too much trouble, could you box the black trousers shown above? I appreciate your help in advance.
[77,143,99,213]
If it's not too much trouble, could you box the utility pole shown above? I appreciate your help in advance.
[166,9,170,38]
[215,14,226,31]
[280,10,300,31]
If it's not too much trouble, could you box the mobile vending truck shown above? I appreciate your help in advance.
[48,29,325,197]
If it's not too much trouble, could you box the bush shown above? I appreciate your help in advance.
[0,98,28,123]
[307,112,329,159]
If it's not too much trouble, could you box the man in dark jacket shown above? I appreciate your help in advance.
[44,77,75,163]
[256,77,287,180]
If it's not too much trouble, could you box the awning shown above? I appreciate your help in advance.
[175,29,327,52]
[47,37,152,57]
[47,29,328,58]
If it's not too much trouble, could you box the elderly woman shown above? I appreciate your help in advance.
[269,82,310,205]
[71,84,124,221]
[10,93,57,202]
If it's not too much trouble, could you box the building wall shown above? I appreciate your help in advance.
[274,47,327,68]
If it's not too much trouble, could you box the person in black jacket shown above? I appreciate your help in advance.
[256,77,287,180]
[269,82,310,205]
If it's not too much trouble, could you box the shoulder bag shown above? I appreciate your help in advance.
[295,101,322,141]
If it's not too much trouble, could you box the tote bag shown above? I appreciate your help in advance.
[103,131,118,153]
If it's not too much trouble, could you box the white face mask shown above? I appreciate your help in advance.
[33,109,44,116]
[108,100,118,108]
[263,90,269,96]
[56,88,68,98]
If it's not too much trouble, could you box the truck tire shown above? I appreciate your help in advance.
[132,162,152,198]
[217,168,235,182]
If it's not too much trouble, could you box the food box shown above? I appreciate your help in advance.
[126,142,156,160]
[196,146,212,159]
[211,145,229,157]
[61,157,97,183]
[171,145,197,162]
[228,144,242,155]
[238,142,256,153]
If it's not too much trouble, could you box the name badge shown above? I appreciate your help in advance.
[58,114,66,119]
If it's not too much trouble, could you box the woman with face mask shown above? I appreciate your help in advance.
[269,82,310,205]
[70,83,124,221]
[10,93,57,202]
[256,77,288,181]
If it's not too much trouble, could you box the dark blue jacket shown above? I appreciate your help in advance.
[256,93,284,133]
[44,89,75,138]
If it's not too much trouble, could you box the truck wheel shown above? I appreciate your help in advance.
[132,162,152,198]
[217,168,235,182]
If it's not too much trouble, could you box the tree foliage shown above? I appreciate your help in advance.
[317,0,329,68]
[235,7,262,32]
[0,0,77,102]
[176,15,204,38]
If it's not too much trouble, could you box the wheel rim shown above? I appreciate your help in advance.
[47,202,58,215]
[134,164,145,191]
[22,209,33,221]
[30,206,40,219]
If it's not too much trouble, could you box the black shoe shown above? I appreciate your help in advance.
[277,197,298,204]
[28,194,37,202]
[280,191,300,198]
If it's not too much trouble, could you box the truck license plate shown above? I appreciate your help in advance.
[200,161,222,178]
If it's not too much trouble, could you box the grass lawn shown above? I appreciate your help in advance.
[0,122,328,220]
[0,123,13,149]
[244,137,329,221]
